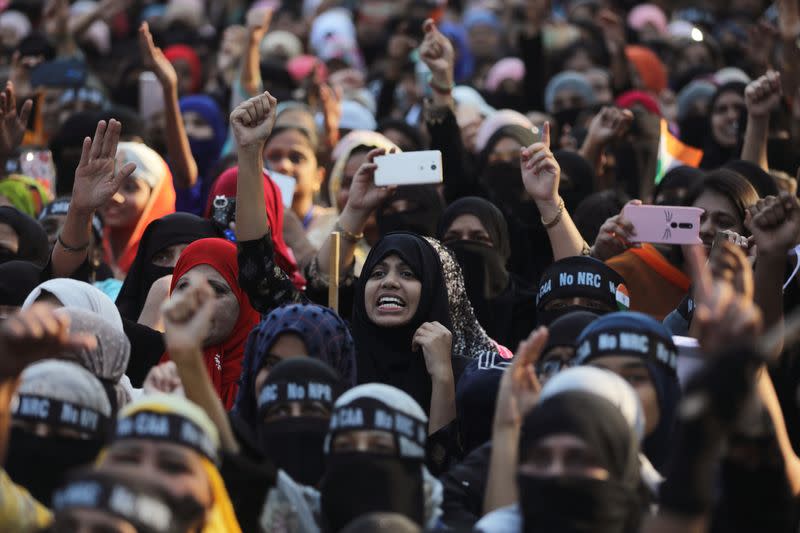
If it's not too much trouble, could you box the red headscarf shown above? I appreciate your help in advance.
[205,166,304,289]
[103,142,176,276]
[161,238,261,409]
[164,44,202,94]
[625,45,667,95]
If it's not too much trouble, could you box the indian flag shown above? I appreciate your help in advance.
[654,119,703,184]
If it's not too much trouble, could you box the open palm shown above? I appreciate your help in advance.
[139,22,178,88]
[520,122,560,203]
[72,119,136,212]
[0,82,31,158]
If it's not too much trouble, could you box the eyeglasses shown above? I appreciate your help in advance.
[537,358,576,379]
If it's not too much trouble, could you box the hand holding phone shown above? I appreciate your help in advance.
[374,150,443,187]
[622,204,703,245]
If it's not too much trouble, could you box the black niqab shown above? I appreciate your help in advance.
[377,186,445,238]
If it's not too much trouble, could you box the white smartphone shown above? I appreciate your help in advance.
[374,150,443,187]
[139,71,165,121]
[267,170,296,209]
[622,204,703,245]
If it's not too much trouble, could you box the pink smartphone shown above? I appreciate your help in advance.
[622,204,703,245]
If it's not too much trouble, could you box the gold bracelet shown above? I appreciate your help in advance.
[541,198,565,229]
[334,221,364,243]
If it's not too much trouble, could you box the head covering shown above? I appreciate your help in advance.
[70,1,111,55]
[485,58,525,93]
[23,278,124,332]
[627,4,667,35]
[474,110,534,154]
[115,213,220,321]
[0,174,51,217]
[0,10,31,46]
[52,469,206,533]
[439,22,474,83]
[463,8,501,33]
[339,100,377,131]
[234,303,356,428]
[7,360,111,505]
[286,55,329,85]
[205,167,302,287]
[0,206,49,266]
[39,196,104,241]
[0,261,42,306]
[652,165,704,204]
[553,150,595,211]
[109,393,242,533]
[625,45,667,94]
[104,143,176,275]
[723,159,780,198]
[322,384,428,531]
[452,85,495,117]
[714,67,751,86]
[544,71,595,114]
[162,239,261,409]
[255,357,341,486]
[575,311,680,469]
[310,8,357,55]
[53,307,131,409]
[261,30,303,60]
[376,186,444,238]
[274,101,321,152]
[377,119,425,152]
[340,513,422,533]
[616,90,661,115]
[517,391,642,533]
[676,79,716,122]
[700,82,747,169]
[536,256,627,325]
[542,310,600,356]
[179,95,226,184]
[164,45,202,94]
[438,197,510,260]
[352,233,452,413]
[328,130,399,211]
[455,357,504,453]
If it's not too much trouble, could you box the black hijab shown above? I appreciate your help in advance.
[518,391,642,533]
[0,261,43,306]
[376,186,445,238]
[554,150,595,211]
[352,233,452,413]
[0,206,49,267]
[700,82,747,170]
[723,159,779,198]
[116,213,220,320]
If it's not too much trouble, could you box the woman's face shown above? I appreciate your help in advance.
[364,254,422,328]
[710,91,745,148]
[488,137,524,165]
[332,429,397,455]
[589,355,660,435]
[182,111,214,141]
[552,89,588,114]
[100,176,150,230]
[694,190,743,250]
[151,244,190,268]
[520,434,609,479]
[102,439,212,510]
[173,264,240,346]
[442,214,493,246]
[337,151,369,211]
[264,129,322,207]
[0,222,19,256]
[254,333,309,398]
[171,59,195,95]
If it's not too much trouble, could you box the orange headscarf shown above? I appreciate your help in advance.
[161,238,261,409]
[625,45,667,94]
[103,142,176,276]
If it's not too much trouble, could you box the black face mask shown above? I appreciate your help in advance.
[320,453,424,532]
[0,248,18,266]
[537,305,608,327]
[257,417,329,487]
[517,473,637,533]
[447,240,509,302]
[6,428,105,506]
[553,108,584,130]
[482,162,539,223]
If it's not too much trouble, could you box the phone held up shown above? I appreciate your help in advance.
[374,150,443,187]
[622,204,703,245]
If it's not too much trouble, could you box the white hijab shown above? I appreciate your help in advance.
[23,278,124,333]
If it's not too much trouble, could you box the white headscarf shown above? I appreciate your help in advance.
[23,278,124,332]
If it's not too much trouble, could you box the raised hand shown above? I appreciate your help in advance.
[708,240,754,300]
[230,91,278,150]
[42,0,70,40]
[419,18,455,87]
[493,327,548,431]
[745,192,800,256]
[71,119,137,214]
[143,361,185,395]
[344,147,397,215]
[413,321,454,382]
[0,303,97,380]
[319,82,343,148]
[0,82,32,159]
[246,6,272,45]
[161,278,215,355]
[585,106,633,145]
[520,122,560,206]
[591,199,642,261]
[745,71,782,118]
[138,22,178,89]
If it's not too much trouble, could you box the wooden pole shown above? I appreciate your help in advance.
[328,231,341,313]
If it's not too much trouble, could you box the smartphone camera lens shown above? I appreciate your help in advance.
[670,222,678,228]
[431,164,437,170]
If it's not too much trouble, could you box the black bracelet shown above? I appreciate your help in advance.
[57,232,90,253]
